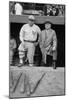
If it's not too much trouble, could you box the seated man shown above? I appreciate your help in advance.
[10,38,17,65]
[39,21,57,69]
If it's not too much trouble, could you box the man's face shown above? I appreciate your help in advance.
[45,23,51,30]
[28,19,34,26]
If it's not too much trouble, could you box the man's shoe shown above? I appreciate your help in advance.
[29,64,33,67]
[52,61,56,69]
[18,63,24,67]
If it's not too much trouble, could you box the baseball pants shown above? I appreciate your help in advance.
[25,42,35,64]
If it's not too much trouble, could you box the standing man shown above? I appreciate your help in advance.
[18,15,41,66]
[15,3,23,15]
[40,21,57,69]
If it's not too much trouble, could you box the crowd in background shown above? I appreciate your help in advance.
[10,2,65,16]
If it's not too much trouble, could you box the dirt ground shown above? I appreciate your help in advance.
[9,66,65,98]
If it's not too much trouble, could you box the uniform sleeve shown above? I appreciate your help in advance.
[36,26,41,43]
[15,4,17,11]
[19,25,25,43]
[39,32,42,47]
[52,31,57,50]
[37,26,41,35]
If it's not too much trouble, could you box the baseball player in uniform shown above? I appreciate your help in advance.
[18,15,41,66]
[40,21,57,69]
[15,3,23,15]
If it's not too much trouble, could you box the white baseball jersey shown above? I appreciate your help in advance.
[15,3,23,15]
[19,24,41,42]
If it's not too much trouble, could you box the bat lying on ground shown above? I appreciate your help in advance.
[30,72,46,94]
[10,73,22,93]
[20,72,46,96]
[13,73,22,93]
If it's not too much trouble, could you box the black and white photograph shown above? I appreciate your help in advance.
[9,1,65,98]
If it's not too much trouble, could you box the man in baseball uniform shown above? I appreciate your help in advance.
[15,3,23,15]
[18,15,41,66]
[40,21,57,69]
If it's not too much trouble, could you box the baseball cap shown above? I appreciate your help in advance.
[28,15,35,21]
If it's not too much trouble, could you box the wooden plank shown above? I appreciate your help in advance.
[9,15,65,25]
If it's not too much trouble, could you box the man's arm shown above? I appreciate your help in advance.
[39,30,46,49]
[37,26,41,43]
[52,31,57,51]
[19,26,25,44]
[34,26,41,46]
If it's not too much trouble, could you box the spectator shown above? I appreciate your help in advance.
[43,5,47,16]
[10,2,65,17]
[52,7,56,16]
[55,5,59,16]
[10,2,15,14]
[47,5,51,16]
[58,5,64,16]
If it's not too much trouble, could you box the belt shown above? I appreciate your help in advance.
[24,40,36,43]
